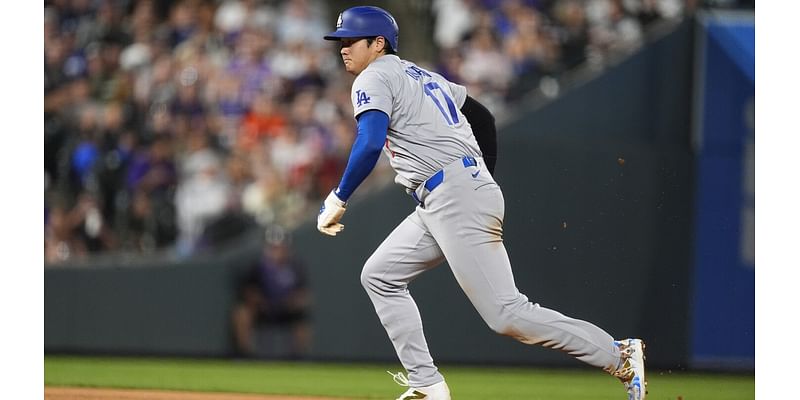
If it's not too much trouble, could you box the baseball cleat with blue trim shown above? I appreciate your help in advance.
[609,339,647,400]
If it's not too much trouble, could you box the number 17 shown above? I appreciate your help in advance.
[423,82,459,126]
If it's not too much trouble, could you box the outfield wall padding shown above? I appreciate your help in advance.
[45,231,262,356]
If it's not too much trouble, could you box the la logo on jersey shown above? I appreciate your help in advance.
[355,90,371,107]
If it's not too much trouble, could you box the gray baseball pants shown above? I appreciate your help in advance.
[360,157,622,387]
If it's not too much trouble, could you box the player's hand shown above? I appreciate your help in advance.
[317,190,347,236]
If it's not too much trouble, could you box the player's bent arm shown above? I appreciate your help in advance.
[317,110,388,236]
[461,95,497,174]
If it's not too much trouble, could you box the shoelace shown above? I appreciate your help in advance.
[606,341,636,381]
[386,370,410,387]
[612,359,636,382]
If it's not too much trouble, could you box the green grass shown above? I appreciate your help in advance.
[45,356,754,400]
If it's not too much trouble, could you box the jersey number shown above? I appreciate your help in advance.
[423,82,459,126]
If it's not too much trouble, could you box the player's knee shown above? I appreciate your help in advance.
[484,313,523,338]
[486,317,540,345]
[360,258,380,291]
[359,268,373,291]
[486,318,513,336]
[360,257,403,295]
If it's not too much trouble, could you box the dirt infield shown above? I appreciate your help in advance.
[44,387,348,400]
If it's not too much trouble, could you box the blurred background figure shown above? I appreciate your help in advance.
[45,202,88,264]
[174,133,231,255]
[231,226,311,359]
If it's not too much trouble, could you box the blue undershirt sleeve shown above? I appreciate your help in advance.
[334,110,389,202]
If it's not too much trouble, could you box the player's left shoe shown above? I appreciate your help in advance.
[387,371,451,400]
[607,338,647,400]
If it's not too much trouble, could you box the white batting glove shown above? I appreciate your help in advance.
[317,190,347,236]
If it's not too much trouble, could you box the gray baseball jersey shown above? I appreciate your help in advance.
[350,55,482,190]
[352,55,623,388]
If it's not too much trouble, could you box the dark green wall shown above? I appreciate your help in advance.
[45,230,263,356]
[45,20,695,369]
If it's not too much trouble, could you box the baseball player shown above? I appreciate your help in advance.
[317,6,646,400]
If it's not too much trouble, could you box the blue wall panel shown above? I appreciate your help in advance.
[690,13,755,369]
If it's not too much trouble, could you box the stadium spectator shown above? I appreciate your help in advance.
[121,187,177,253]
[231,226,311,358]
[44,202,88,264]
[125,135,176,196]
[70,190,118,253]
[224,149,254,209]
[174,134,231,256]
[238,92,287,149]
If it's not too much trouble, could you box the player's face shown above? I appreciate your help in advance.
[339,37,382,75]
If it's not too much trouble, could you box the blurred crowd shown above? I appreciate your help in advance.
[433,0,707,108]
[44,0,751,264]
[45,0,361,262]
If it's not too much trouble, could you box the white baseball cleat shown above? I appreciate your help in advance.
[608,339,647,400]
[388,371,451,400]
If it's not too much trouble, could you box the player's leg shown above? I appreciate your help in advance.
[419,169,622,371]
[360,211,447,388]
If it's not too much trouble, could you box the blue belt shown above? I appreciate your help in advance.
[412,156,477,204]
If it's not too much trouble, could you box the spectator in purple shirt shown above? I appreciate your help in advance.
[231,226,311,358]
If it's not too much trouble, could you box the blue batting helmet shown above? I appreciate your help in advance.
[323,6,399,51]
